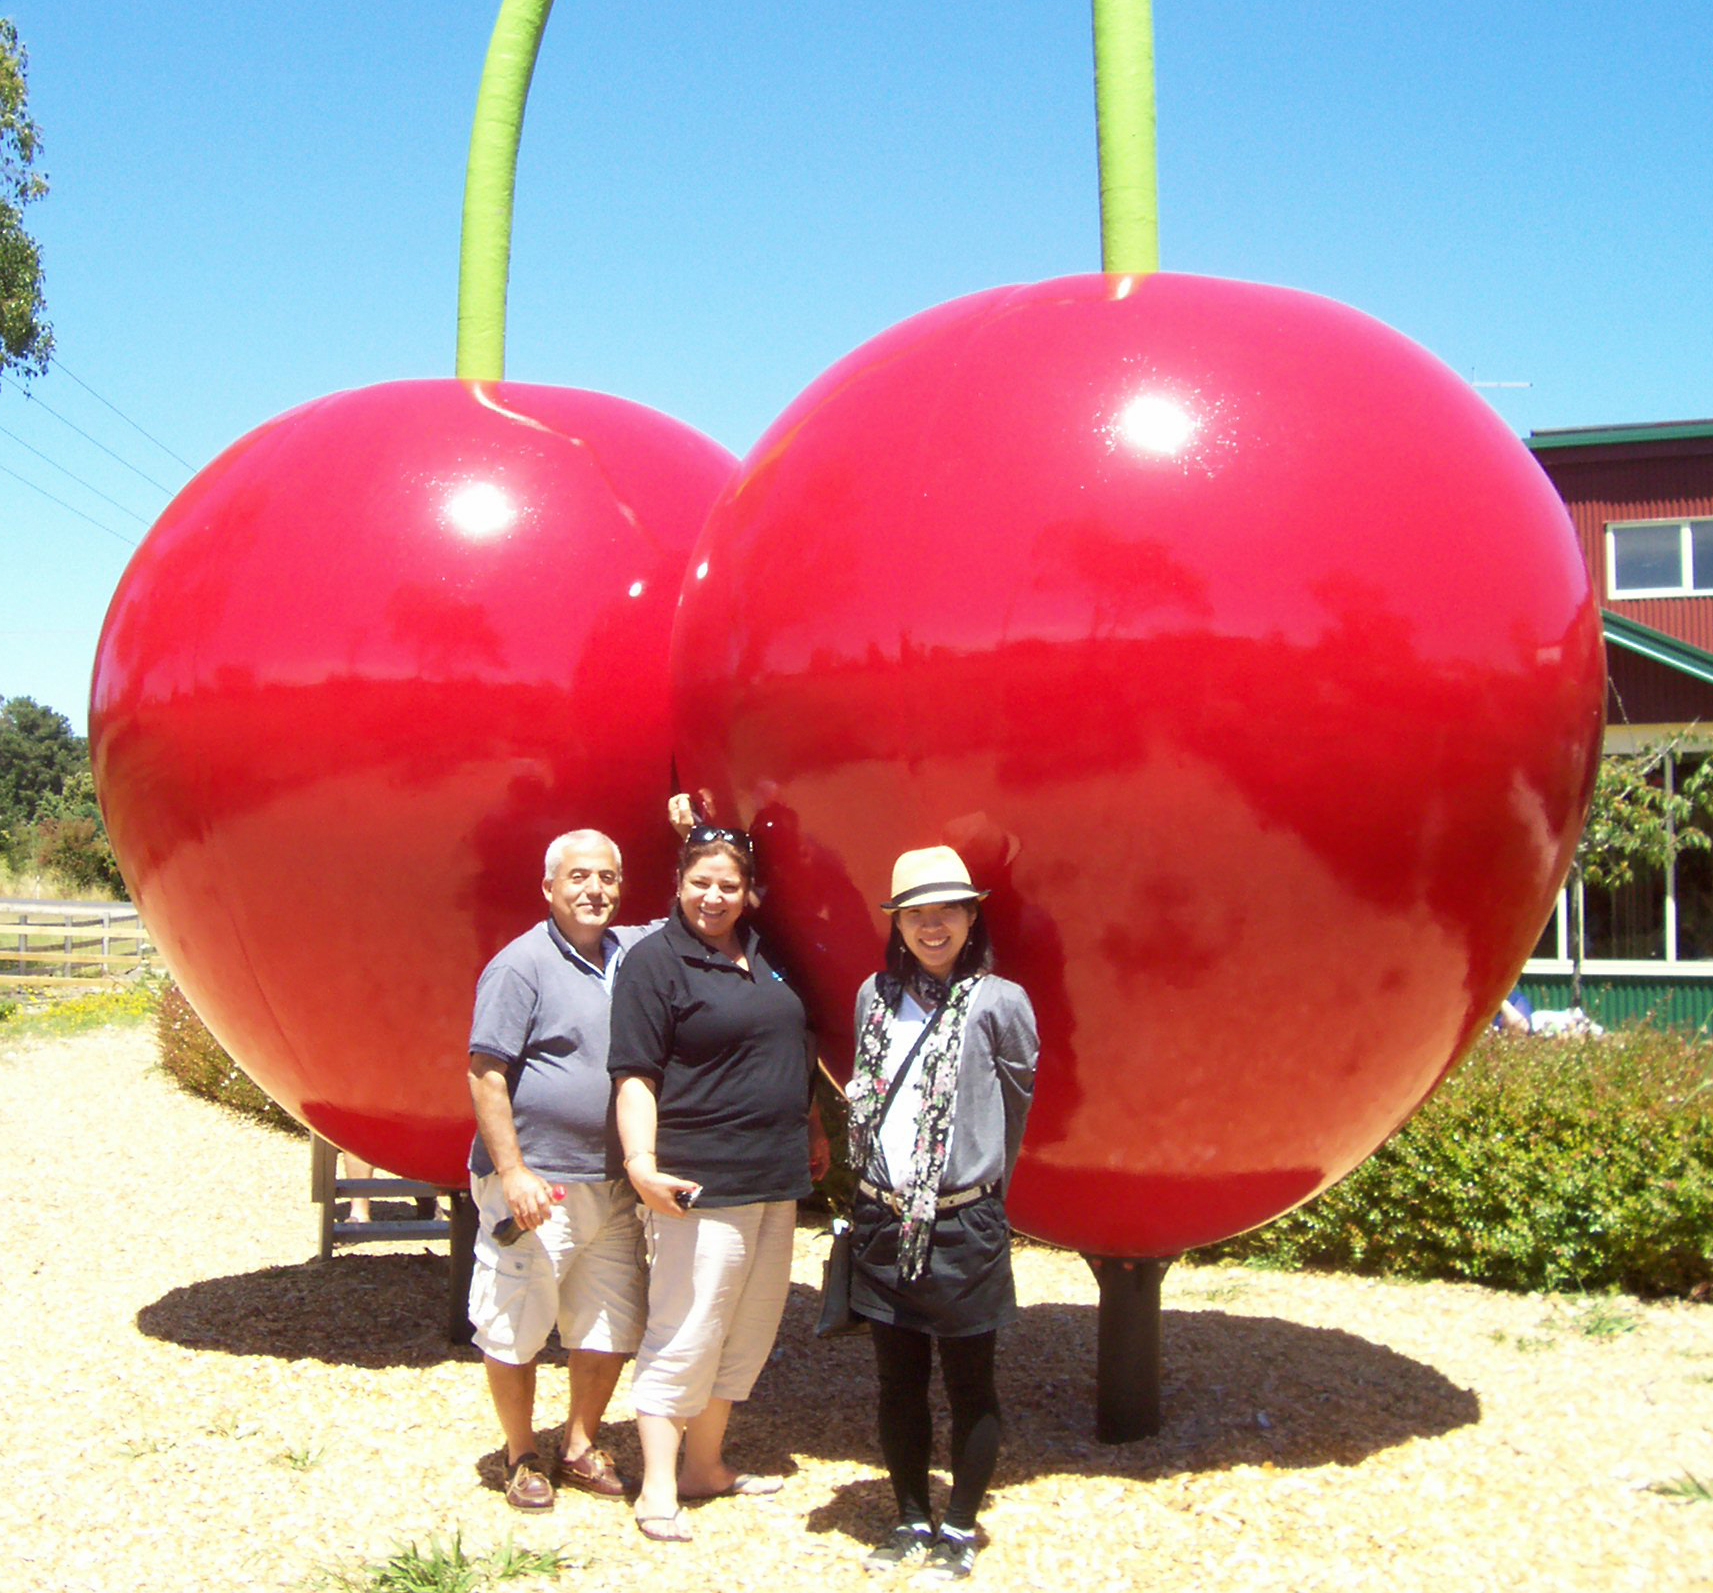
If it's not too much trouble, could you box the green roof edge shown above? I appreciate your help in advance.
[1528,420,1713,451]
[1602,609,1713,686]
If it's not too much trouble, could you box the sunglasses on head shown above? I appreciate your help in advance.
[686,822,753,854]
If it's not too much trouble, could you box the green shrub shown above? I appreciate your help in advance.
[31,813,126,894]
[155,979,304,1136]
[1199,1025,1713,1299]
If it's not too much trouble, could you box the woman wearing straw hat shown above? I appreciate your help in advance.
[845,845,1038,1580]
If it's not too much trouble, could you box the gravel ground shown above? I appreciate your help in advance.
[4,1024,1711,1592]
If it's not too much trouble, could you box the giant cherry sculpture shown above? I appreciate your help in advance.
[671,4,1606,1438]
[90,3,735,1219]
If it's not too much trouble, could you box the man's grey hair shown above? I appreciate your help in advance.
[543,829,623,881]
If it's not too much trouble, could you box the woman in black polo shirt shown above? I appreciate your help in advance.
[609,825,827,1544]
[844,845,1038,1581]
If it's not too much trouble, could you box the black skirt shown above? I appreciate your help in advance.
[849,1189,1016,1337]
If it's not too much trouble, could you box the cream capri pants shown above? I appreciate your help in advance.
[629,1199,796,1419]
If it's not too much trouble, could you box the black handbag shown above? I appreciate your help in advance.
[814,1000,946,1340]
[814,1214,865,1337]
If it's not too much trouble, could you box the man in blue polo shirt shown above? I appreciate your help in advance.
[467,828,656,1512]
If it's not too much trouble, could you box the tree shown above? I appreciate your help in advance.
[0,17,52,380]
[0,697,127,895]
[1566,737,1713,1006]
[0,694,85,833]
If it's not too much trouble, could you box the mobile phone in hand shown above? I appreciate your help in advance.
[493,1183,567,1245]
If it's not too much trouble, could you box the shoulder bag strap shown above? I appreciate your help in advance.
[871,998,946,1131]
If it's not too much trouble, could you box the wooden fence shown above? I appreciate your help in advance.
[0,899,157,990]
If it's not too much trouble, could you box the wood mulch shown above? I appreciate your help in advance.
[5,1024,1710,1591]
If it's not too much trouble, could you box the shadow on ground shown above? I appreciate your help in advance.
[787,1275,1478,1525]
[139,1248,1479,1510]
[136,1251,473,1369]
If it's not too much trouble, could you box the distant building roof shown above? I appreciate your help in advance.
[1528,420,1713,451]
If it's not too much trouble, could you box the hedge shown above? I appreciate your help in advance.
[1197,1024,1713,1298]
[155,979,304,1137]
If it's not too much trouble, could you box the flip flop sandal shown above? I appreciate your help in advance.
[682,1472,784,1500]
[635,1509,692,1543]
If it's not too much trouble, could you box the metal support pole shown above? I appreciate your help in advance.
[310,1133,338,1259]
[1084,1254,1174,1442]
[447,1190,479,1345]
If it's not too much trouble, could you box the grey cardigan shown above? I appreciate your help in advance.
[852,972,1039,1193]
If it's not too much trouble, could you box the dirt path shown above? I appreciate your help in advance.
[4,1024,1709,1591]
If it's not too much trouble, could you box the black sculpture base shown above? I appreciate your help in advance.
[1083,1254,1175,1443]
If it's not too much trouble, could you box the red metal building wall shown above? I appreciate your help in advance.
[1531,437,1713,650]
[1605,645,1713,729]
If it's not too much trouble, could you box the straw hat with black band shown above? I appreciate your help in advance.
[880,846,990,912]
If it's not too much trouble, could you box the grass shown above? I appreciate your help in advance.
[1485,1328,1556,1353]
[0,925,152,980]
[1481,1296,1644,1352]
[316,1533,585,1593]
[1572,1297,1642,1339]
[0,883,154,989]
[0,860,122,901]
[204,1407,260,1441]
[116,1435,176,1459]
[1649,1472,1713,1503]
[482,1541,586,1582]
[276,1443,326,1472]
[0,981,158,1035]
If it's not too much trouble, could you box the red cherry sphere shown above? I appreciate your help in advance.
[92,378,735,1184]
[672,271,1605,1257]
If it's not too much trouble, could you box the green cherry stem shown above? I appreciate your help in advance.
[457,0,556,381]
[1091,0,1160,275]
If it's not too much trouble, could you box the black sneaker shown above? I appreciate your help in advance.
[916,1531,978,1580]
[863,1523,934,1574]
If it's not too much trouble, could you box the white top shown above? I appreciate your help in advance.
[875,989,956,1187]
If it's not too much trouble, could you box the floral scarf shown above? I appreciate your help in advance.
[847,969,984,1283]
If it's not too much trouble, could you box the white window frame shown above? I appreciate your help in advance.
[1605,516,1713,600]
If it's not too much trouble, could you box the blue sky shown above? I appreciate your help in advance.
[4,1,1708,732]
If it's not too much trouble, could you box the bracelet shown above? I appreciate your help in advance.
[623,1151,656,1167]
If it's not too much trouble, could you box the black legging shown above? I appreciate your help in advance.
[869,1319,1002,1531]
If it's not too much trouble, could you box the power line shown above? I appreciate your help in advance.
[0,372,178,496]
[0,423,152,525]
[0,461,139,548]
[49,356,198,471]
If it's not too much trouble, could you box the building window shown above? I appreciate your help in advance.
[1530,906,1562,961]
[1677,844,1713,958]
[1527,750,1713,969]
[1607,517,1713,598]
[1583,870,1666,960]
